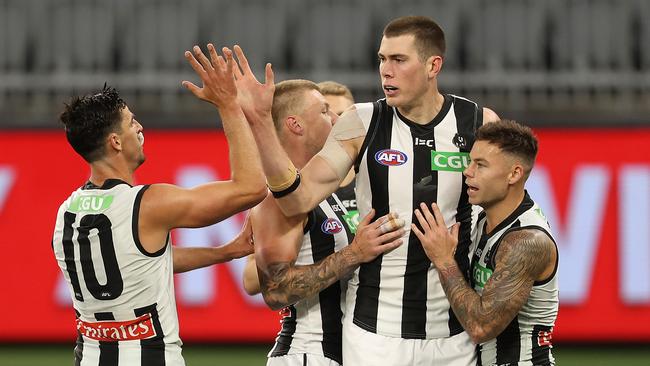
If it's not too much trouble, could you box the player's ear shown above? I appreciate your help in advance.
[427,55,443,78]
[285,116,304,136]
[107,132,122,152]
[508,164,525,185]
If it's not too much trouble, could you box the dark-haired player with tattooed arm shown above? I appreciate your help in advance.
[413,120,559,366]
[51,45,266,366]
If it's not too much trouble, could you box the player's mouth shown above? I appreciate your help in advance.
[467,184,479,195]
[383,85,399,97]
[137,131,145,147]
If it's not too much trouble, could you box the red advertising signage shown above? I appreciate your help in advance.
[0,129,649,343]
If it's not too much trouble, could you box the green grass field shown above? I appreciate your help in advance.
[1,344,649,365]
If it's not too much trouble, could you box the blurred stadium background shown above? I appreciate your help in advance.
[0,0,649,365]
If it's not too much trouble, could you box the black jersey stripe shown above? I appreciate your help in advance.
[402,114,436,339]
[353,101,393,333]
[134,303,165,366]
[270,304,297,357]
[94,312,118,366]
[311,205,343,364]
[531,324,553,365]
[496,316,521,364]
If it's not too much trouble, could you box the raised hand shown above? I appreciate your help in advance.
[182,44,238,109]
[232,45,275,124]
[349,209,405,263]
[411,202,459,267]
[224,211,255,260]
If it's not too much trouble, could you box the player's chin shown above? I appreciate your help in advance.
[467,194,480,206]
[384,94,401,107]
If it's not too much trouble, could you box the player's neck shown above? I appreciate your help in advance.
[89,158,135,187]
[397,90,444,125]
[484,189,526,234]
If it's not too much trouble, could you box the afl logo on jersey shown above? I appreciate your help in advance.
[321,218,343,234]
[375,149,408,166]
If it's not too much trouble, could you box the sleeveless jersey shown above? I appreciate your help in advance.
[350,95,482,339]
[471,191,559,366]
[52,179,183,366]
[269,184,356,364]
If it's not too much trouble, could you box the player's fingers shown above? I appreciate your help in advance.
[193,45,213,72]
[181,81,202,97]
[184,51,207,77]
[450,222,460,239]
[377,228,404,243]
[357,209,376,230]
[378,216,404,235]
[223,47,235,77]
[265,63,274,86]
[378,239,403,254]
[430,203,446,228]
[233,45,253,75]
[419,202,438,228]
[413,208,431,231]
[207,44,222,71]
[411,223,424,240]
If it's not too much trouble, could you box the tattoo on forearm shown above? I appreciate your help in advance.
[438,229,554,341]
[259,247,359,309]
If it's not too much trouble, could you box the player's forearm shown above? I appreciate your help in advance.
[173,245,239,273]
[436,260,500,344]
[249,116,307,204]
[259,246,361,310]
[219,105,266,197]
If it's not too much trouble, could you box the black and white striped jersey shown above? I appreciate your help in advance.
[471,191,559,366]
[269,185,356,365]
[350,95,482,339]
[52,179,183,366]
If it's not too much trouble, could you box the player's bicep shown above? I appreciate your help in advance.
[251,197,305,273]
[481,230,553,325]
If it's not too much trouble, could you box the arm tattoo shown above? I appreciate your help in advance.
[438,229,554,343]
[258,246,360,310]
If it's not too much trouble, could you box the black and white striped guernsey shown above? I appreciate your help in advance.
[350,95,482,339]
[471,191,559,366]
[269,183,356,364]
[52,179,183,366]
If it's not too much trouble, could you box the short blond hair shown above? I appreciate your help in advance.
[272,80,320,132]
[317,81,354,102]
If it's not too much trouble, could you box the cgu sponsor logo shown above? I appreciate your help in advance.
[321,218,343,234]
[472,263,493,291]
[76,313,156,341]
[375,149,408,166]
[69,195,114,213]
[431,151,470,172]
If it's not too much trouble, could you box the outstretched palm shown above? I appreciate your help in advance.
[182,44,237,109]
[232,45,275,125]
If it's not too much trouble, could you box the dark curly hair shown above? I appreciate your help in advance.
[59,85,126,162]
[476,120,538,176]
